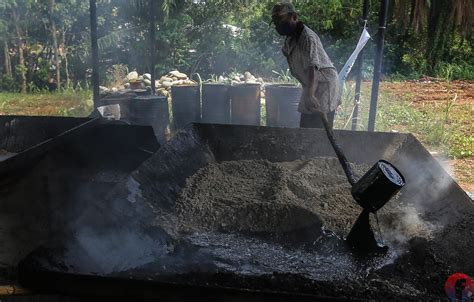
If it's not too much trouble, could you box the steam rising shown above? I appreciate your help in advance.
[376,148,459,248]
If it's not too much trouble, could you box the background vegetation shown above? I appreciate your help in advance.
[0,0,472,92]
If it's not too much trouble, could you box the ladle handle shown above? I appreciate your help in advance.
[319,112,357,186]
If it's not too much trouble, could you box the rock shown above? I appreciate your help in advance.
[155,81,161,88]
[171,80,184,86]
[175,72,188,80]
[124,83,131,89]
[160,76,173,82]
[127,71,139,81]
[111,87,118,93]
[244,72,253,81]
[143,73,151,80]
[233,75,241,82]
[143,79,152,86]
[168,70,180,77]
[138,75,144,81]
[99,86,109,93]
[171,76,178,81]
[218,76,225,83]
[161,81,173,88]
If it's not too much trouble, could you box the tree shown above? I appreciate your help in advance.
[49,0,61,89]
[0,11,12,77]
[393,0,473,72]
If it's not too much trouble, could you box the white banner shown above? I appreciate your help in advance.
[338,28,371,83]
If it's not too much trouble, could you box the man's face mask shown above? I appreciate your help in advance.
[272,13,296,36]
[275,22,295,36]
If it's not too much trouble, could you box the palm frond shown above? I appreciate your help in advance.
[97,26,136,50]
[162,0,176,19]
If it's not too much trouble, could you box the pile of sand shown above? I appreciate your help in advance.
[177,157,368,237]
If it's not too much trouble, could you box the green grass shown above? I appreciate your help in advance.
[335,81,473,159]
[0,89,93,117]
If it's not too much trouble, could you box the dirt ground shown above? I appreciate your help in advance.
[381,79,473,193]
[382,78,474,105]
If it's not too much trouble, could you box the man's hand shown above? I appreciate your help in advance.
[309,95,322,111]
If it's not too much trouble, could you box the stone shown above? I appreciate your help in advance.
[99,86,109,93]
[161,81,173,88]
[143,73,151,80]
[175,72,188,80]
[160,76,173,82]
[168,70,180,77]
[126,71,139,81]
[244,72,253,81]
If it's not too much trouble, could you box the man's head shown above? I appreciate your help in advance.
[271,2,298,36]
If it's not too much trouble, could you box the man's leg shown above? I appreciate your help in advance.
[300,111,335,129]
[326,110,335,129]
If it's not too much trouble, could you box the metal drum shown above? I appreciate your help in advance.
[171,85,200,130]
[131,95,169,143]
[230,84,261,126]
[201,84,231,124]
[265,84,302,128]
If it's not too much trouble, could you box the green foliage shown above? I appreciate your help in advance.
[271,69,298,84]
[0,0,473,90]
[450,134,473,158]
[434,61,474,81]
[0,75,18,92]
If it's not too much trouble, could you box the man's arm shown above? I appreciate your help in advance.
[308,66,317,98]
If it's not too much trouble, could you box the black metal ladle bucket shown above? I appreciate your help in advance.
[318,112,405,254]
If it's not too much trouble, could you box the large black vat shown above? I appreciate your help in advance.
[131,95,169,143]
[230,84,261,126]
[201,84,231,124]
[171,85,200,130]
[265,84,301,128]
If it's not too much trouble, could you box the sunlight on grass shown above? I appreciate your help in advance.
[0,90,93,117]
[335,81,473,160]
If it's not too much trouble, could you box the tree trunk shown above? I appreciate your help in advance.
[61,29,70,88]
[3,40,12,77]
[49,0,61,90]
[12,8,27,93]
[426,0,453,73]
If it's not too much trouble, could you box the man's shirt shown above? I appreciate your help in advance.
[282,24,340,114]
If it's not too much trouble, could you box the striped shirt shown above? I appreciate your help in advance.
[282,24,340,113]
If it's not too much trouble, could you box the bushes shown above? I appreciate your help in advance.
[0,75,19,92]
[434,61,474,81]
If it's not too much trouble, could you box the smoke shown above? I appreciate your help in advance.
[376,144,460,249]
[50,173,177,276]
[65,226,172,275]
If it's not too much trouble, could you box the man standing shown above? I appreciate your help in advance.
[271,3,340,129]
